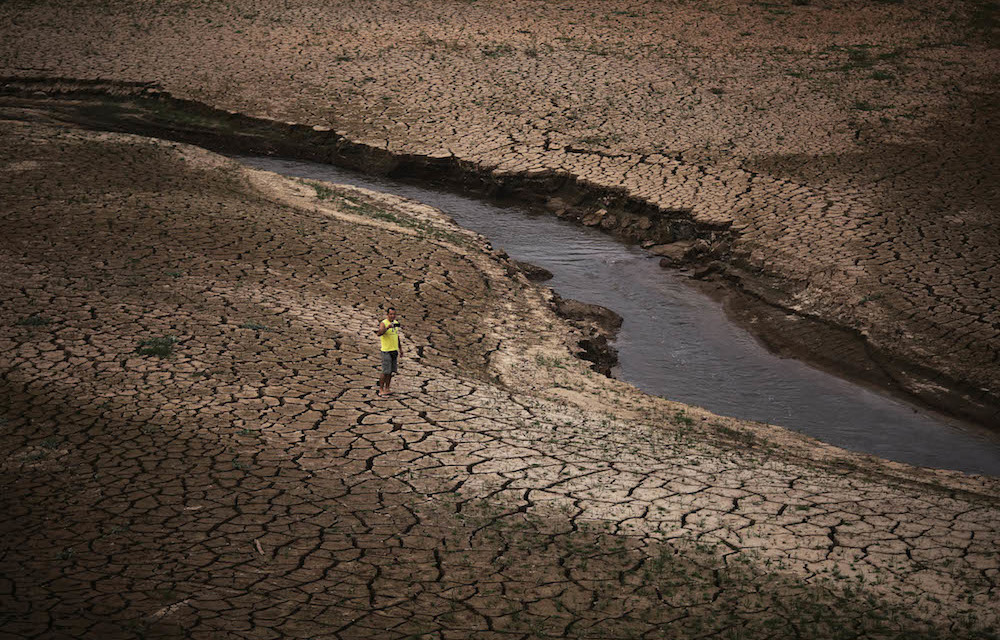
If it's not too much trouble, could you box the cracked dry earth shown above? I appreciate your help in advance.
[1,0,998,419]
[3,122,1000,639]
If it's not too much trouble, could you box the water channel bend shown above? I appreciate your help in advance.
[235,154,1000,477]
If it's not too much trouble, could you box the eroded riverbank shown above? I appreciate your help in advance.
[2,0,997,432]
[235,153,1000,477]
[1,84,996,431]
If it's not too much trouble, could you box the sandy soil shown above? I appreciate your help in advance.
[1,118,999,638]
[0,0,997,422]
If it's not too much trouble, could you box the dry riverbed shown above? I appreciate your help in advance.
[1,0,997,425]
[1,120,999,638]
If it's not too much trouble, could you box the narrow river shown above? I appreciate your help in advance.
[235,154,1000,477]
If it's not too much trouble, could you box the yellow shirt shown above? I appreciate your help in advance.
[380,319,400,352]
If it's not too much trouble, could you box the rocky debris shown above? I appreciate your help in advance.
[577,335,617,376]
[650,240,697,265]
[550,292,623,375]
[551,293,624,337]
[510,259,553,282]
[581,208,608,226]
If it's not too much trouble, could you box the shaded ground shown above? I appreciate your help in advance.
[2,120,999,638]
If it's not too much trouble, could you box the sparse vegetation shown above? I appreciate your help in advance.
[16,314,51,327]
[135,336,177,357]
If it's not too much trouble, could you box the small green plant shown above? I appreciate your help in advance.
[40,437,61,449]
[135,336,177,357]
[673,411,695,426]
[239,321,268,331]
[310,181,336,200]
[481,44,513,57]
[16,314,50,327]
[716,424,757,447]
[164,270,183,278]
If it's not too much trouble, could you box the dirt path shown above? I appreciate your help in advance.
[2,121,998,638]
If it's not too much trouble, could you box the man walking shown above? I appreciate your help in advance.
[375,307,402,396]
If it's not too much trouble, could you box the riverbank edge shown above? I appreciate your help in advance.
[2,76,996,430]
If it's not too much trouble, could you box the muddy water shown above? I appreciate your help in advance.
[235,155,1000,477]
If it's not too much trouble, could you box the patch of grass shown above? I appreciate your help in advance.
[673,410,695,426]
[40,436,61,449]
[709,87,725,95]
[238,321,268,331]
[164,270,184,278]
[310,182,337,200]
[481,44,513,58]
[968,0,1000,46]
[853,100,884,111]
[576,133,621,146]
[825,44,876,72]
[535,354,567,369]
[715,424,757,447]
[870,71,895,81]
[16,314,51,327]
[331,189,469,246]
[135,336,177,358]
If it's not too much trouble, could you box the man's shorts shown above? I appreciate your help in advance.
[381,350,398,375]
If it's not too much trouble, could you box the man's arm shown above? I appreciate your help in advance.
[375,320,386,336]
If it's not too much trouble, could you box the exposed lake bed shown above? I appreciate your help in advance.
[2,111,999,639]
[237,154,1000,477]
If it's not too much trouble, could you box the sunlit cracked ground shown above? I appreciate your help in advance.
[1,0,997,411]
[1,121,999,638]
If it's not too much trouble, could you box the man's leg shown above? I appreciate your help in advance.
[382,351,397,395]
